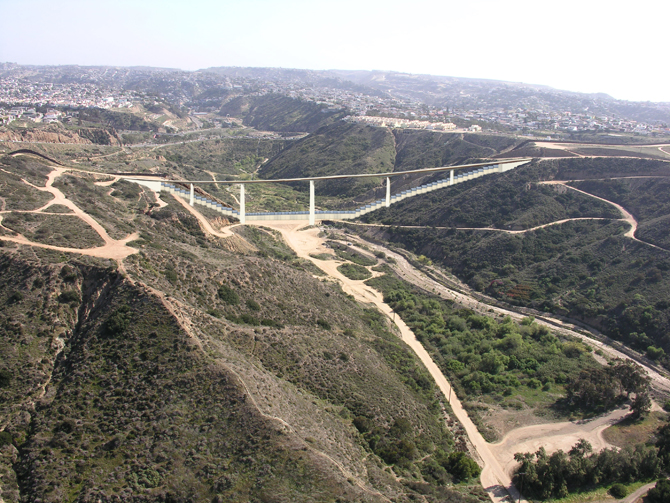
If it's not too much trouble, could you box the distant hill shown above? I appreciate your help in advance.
[219,94,347,133]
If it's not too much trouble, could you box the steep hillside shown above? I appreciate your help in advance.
[393,131,517,170]
[219,94,347,132]
[361,161,621,229]
[260,122,396,197]
[258,125,521,204]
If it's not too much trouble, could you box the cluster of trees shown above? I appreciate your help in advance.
[367,273,600,407]
[514,439,661,500]
[565,359,651,415]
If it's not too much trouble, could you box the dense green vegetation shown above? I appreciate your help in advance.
[513,439,661,500]
[365,271,610,440]
[337,262,372,280]
[260,126,524,202]
[362,159,623,229]
[327,240,377,266]
[648,478,670,502]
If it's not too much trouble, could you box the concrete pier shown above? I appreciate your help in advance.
[189,183,194,206]
[386,177,391,207]
[240,184,246,224]
[309,180,315,226]
[450,170,454,186]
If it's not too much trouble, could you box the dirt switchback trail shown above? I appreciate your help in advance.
[540,180,668,251]
[253,221,525,503]
[0,166,139,260]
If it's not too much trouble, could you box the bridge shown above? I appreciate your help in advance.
[127,158,530,224]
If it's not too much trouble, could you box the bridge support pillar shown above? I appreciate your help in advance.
[189,183,194,206]
[386,177,391,207]
[309,180,315,225]
[240,184,245,224]
[450,170,454,186]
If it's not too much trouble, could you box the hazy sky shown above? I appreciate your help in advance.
[1,0,668,102]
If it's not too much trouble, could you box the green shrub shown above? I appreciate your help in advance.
[163,269,178,284]
[60,265,77,282]
[0,370,11,388]
[527,378,542,389]
[7,291,23,304]
[609,483,627,499]
[246,299,261,311]
[58,290,80,304]
[217,284,239,305]
[316,319,331,330]
[239,313,259,326]
[261,318,282,328]
[0,431,12,447]
[445,452,481,481]
[104,305,132,335]
[337,263,372,280]
[646,346,665,360]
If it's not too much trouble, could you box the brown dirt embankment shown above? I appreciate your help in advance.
[0,127,121,146]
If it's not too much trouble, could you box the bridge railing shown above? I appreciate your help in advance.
[147,160,529,222]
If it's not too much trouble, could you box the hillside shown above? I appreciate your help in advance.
[219,94,347,133]
[355,158,670,371]
[259,122,397,197]
[0,153,487,503]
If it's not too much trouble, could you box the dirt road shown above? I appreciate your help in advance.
[489,407,629,476]
[252,221,524,503]
[0,166,139,260]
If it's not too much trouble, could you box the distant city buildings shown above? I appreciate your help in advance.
[0,66,668,135]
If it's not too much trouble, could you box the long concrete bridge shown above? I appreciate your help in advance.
[128,158,530,224]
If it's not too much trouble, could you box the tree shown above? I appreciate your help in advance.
[648,479,670,503]
[655,420,670,469]
[610,359,650,397]
[631,392,652,419]
[445,452,481,481]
